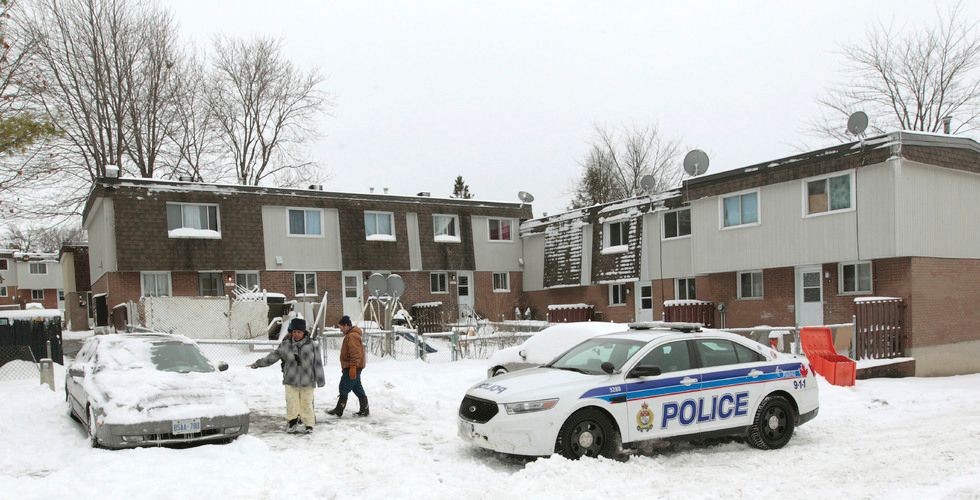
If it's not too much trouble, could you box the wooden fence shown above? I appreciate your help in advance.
[664,302,716,327]
[854,298,905,359]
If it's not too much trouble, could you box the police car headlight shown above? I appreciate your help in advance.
[503,398,559,415]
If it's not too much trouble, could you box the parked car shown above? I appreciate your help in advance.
[460,322,819,459]
[486,322,629,377]
[66,333,250,448]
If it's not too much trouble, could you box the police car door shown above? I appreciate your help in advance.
[693,338,766,434]
[624,340,703,442]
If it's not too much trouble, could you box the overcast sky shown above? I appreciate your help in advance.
[167,0,978,217]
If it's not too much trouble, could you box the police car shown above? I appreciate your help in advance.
[458,322,818,459]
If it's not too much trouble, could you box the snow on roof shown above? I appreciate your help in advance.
[520,190,680,234]
[0,309,62,320]
[853,296,902,303]
[168,228,222,239]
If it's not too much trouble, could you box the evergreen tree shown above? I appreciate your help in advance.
[451,175,473,199]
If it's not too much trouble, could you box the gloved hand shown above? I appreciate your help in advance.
[248,363,257,369]
[349,366,357,379]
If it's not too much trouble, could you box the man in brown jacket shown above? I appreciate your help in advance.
[327,315,368,417]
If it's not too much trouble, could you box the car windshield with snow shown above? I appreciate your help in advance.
[66,333,250,448]
[459,322,819,459]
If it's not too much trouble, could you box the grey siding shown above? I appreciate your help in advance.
[262,206,342,271]
[84,197,117,281]
[581,225,593,285]
[16,260,62,290]
[896,161,980,259]
[406,212,422,270]
[472,216,522,271]
[522,234,545,291]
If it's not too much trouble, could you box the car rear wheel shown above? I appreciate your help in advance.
[556,408,620,459]
[87,405,100,448]
[747,395,795,450]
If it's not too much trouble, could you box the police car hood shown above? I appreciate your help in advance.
[467,367,599,403]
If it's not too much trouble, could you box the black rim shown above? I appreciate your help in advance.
[762,405,788,442]
[569,419,604,458]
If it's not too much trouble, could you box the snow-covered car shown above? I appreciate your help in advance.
[66,333,250,448]
[486,322,629,377]
[459,322,819,459]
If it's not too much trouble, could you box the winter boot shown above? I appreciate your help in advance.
[326,397,347,417]
[355,396,369,417]
[286,418,301,433]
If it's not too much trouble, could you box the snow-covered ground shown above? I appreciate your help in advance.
[2,355,979,500]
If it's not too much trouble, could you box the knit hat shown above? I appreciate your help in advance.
[338,315,352,326]
[288,318,308,333]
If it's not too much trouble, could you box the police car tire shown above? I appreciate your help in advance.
[747,395,795,450]
[556,408,620,460]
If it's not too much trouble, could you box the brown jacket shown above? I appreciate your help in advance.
[340,326,366,369]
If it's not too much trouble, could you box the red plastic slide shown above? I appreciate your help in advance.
[800,327,856,386]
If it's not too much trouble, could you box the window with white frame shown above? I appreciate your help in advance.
[236,272,260,290]
[32,289,44,300]
[676,278,696,300]
[141,272,172,297]
[663,209,691,239]
[288,208,322,236]
[430,272,448,293]
[722,191,759,228]
[0,258,7,270]
[603,221,629,249]
[29,263,47,274]
[364,211,395,240]
[0,286,7,297]
[609,283,627,306]
[488,218,513,241]
[806,173,852,215]
[58,289,65,301]
[738,271,764,299]
[640,285,653,310]
[166,202,220,237]
[840,262,872,294]
[294,272,317,296]
[492,272,510,292]
[433,214,460,242]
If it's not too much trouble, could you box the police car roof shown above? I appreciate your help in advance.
[598,325,758,345]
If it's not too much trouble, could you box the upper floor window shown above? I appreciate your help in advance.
[0,258,7,270]
[141,272,172,297]
[806,172,852,216]
[609,283,627,306]
[29,263,48,274]
[288,208,322,236]
[365,211,395,241]
[738,271,764,299]
[430,272,448,293]
[722,191,759,228]
[676,278,696,300]
[167,202,220,239]
[492,272,510,292]
[603,221,629,252]
[840,262,872,294]
[663,209,691,239]
[488,218,513,241]
[433,214,460,243]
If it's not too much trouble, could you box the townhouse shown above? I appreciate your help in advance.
[0,249,64,310]
[521,131,980,376]
[82,179,531,326]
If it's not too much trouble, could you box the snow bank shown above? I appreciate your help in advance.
[167,228,221,239]
[0,309,62,320]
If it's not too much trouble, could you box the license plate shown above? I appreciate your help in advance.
[172,418,202,435]
[458,420,474,439]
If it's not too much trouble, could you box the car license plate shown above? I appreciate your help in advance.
[458,420,474,439]
[172,418,201,435]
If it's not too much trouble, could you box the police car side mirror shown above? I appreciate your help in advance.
[600,362,615,374]
[628,366,662,379]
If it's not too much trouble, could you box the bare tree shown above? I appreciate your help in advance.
[0,0,56,156]
[208,36,328,186]
[812,4,980,141]
[568,124,681,209]
[163,52,226,182]
[2,224,84,252]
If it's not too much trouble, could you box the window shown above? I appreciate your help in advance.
[364,211,395,240]
[288,208,322,236]
[635,341,692,373]
[433,214,460,242]
[488,218,512,241]
[199,272,224,297]
[609,283,627,306]
[604,221,629,248]
[663,209,691,239]
[294,272,317,296]
[32,289,44,300]
[640,285,653,310]
[0,259,7,270]
[492,272,510,292]
[0,286,7,297]
[430,272,448,293]
[695,339,739,368]
[58,289,65,301]
[236,272,260,290]
[344,276,359,298]
[806,173,852,215]
[30,263,48,274]
[840,262,872,294]
[738,271,763,299]
[166,203,220,237]
[141,272,172,297]
[676,278,696,300]
[733,342,765,363]
[722,191,759,228]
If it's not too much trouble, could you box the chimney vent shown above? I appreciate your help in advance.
[417,191,430,197]
[942,116,953,134]
[383,187,389,194]
[369,187,375,194]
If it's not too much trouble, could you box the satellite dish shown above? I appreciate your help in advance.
[847,111,869,136]
[386,274,405,298]
[518,191,535,203]
[639,175,655,192]
[683,150,710,177]
[367,273,387,296]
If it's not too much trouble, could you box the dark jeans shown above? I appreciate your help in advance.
[339,367,366,399]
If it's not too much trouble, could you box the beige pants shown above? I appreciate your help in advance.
[284,385,315,426]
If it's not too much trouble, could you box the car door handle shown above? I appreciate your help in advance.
[748,369,763,378]
[680,377,698,386]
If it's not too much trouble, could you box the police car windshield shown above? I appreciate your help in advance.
[548,338,646,374]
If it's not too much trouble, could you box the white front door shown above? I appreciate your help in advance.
[635,283,654,322]
[342,272,364,323]
[457,271,474,320]
[795,266,824,326]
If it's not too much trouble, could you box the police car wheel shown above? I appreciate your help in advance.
[747,395,795,450]
[556,408,620,459]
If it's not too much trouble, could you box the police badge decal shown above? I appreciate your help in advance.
[636,402,654,432]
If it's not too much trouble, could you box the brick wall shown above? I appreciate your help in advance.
[474,271,524,321]
[524,283,636,324]
[0,285,17,306]
[15,287,58,309]
[907,257,980,348]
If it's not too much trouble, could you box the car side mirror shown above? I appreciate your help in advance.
[628,366,662,379]
[600,362,615,374]
[518,349,527,361]
[218,362,229,372]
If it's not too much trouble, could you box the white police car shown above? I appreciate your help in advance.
[458,322,818,459]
